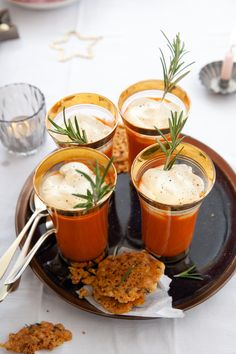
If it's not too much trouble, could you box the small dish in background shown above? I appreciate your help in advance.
[199,61,236,94]
[7,0,78,10]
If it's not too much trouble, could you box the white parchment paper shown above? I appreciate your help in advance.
[77,248,184,318]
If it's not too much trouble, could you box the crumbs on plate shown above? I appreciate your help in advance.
[0,321,72,354]
[68,251,105,286]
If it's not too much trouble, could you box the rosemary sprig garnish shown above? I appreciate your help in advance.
[48,107,88,144]
[73,158,114,212]
[155,110,187,170]
[118,266,133,286]
[174,265,203,281]
[159,31,194,101]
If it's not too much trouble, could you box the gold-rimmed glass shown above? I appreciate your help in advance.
[131,142,215,261]
[118,80,191,168]
[34,147,117,262]
[46,93,119,158]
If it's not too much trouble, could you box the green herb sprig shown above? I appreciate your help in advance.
[48,107,88,144]
[155,110,187,170]
[73,158,114,212]
[174,265,203,281]
[159,31,194,101]
[117,266,134,287]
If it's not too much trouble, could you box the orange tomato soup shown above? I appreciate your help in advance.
[140,201,199,257]
[51,203,109,262]
[100,142,113,158]
[125,126,157,168]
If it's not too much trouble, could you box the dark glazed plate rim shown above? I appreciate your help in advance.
[15,136,236,320]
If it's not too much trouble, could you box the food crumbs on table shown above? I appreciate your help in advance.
[0,321,72,354]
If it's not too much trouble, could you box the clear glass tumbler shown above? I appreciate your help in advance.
[46,93,119,158]
[118,80,191,168]
[131,142,216,262]
[34,147,117,262]
[0,83,46,155]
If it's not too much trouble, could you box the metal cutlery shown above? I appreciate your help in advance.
[5,228,55,285]
[0,211,53,302]
[0,192,48,279]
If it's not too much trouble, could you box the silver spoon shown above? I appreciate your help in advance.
[0,193,53,301]
[0,192,48,279]
[5,228,56,285]
[30,193,53,231]
[0,215,45,302]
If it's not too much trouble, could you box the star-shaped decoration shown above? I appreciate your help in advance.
[50,30,103,62]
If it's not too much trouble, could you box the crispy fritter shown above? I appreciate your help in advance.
[93,251,164,304]
[112,124,129,174]
[0,321,72,354]
[93,288,145,314]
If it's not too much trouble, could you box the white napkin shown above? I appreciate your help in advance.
[76,248,184,318]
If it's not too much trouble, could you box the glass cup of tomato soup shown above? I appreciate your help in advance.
[131,142,215,262]
[33,147,117,262]
[118,80,190,168]
[46,93,119,158]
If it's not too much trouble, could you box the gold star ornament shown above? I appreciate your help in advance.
[50,30,103,62]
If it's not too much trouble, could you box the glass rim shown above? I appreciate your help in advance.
[131,141,216,211]
[45,92,119,149]
[0,82,46,123]
[118,79,191,136]
[33,146,117,216]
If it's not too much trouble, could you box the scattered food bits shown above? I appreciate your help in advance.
[0,321,72,354]
[79,288,90,299]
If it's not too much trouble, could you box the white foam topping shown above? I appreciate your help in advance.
[139,164,205,205]
[54,113,112,143]
[41,162,96,210]
[124,97,181,129]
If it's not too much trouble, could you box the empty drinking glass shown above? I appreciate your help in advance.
[0,83,46,155]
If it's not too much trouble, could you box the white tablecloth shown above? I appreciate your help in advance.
[0,0,236,353]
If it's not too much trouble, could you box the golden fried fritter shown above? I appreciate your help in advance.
[93,288,145,314]
[93,251,164,304]
[0,321,72,354]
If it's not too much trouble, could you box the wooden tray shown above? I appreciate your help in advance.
[15,136,236,319]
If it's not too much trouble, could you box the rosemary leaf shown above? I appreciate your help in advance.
[159,31,194,101]
[48,107,88,144]
[73,158,114,211]
[118,266,133,286]
[76,169,96,188]
[155,111,187,170]
[174,265,203,281]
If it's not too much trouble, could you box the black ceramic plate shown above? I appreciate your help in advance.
[15,136,236,319]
